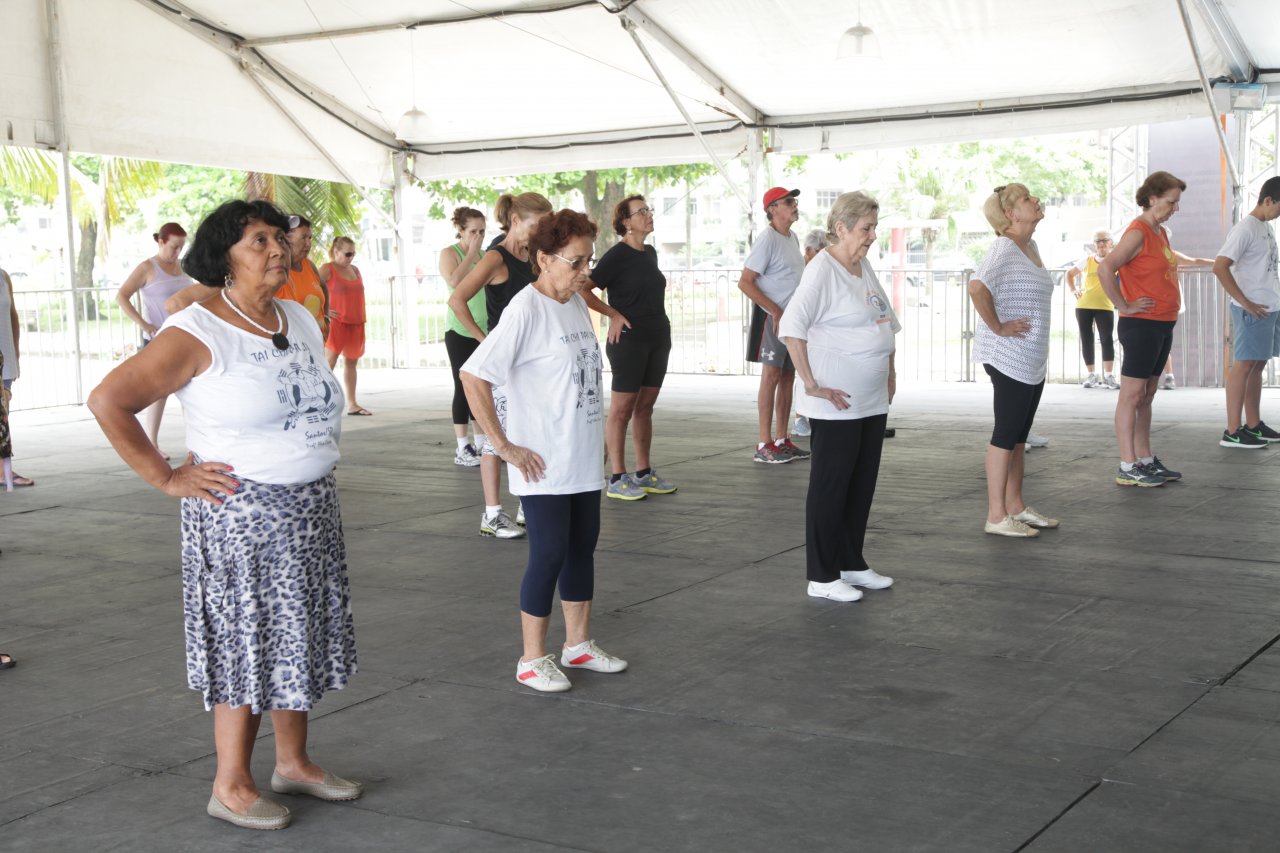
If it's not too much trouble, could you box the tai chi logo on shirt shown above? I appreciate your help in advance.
[278,355,341,430]
[574,345,603,418]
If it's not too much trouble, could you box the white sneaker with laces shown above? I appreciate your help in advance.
[1081,372,1099,388]
[1025,432,1049,448]
[840,569,894,589]
[560,639,628,673]
[792,415,812,437]
[516,655,571,692]
[807,580,863,602]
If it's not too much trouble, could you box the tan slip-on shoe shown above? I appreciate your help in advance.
[206,795,291,830]
[271,770,364,802]
[1012,506,1059,529]
[984,516,1040,537]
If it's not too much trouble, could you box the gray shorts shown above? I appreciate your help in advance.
[746,304,794,370]
[1231,305,1280,361]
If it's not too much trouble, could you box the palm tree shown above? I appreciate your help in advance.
[245,171,366,260]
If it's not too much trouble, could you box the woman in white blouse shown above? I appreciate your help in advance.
[780,191,900,603]
[967,184,1058,538]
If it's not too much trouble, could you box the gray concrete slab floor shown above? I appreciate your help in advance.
[2,371,1279,852]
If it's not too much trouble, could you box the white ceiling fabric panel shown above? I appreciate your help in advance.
[1,0,1273,184]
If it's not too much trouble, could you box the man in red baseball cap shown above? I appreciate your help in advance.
[738,187,809,464]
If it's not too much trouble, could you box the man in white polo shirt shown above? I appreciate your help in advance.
[1214,175,1280,449]
[738,187,810,464]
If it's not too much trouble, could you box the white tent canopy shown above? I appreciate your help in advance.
[3,0,1278,187]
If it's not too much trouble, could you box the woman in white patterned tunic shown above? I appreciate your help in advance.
[89,200,360,831]
[968,184,1060,538]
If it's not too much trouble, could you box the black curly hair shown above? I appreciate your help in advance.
[181,199,291,286]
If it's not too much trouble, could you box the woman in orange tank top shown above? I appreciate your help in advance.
[279,216,329,338]
[1098,171,1213,487]
[320,236,371,416]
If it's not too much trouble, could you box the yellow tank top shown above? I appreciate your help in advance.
[1076,255,1115,311]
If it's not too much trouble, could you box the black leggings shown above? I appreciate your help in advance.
[806,415,887,583]
[444,330,481,426]
[519,491,601,617]
[1075,308,1115,367]
[984,364,1045,450]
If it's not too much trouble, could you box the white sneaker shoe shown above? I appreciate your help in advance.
[516,655,571,692]
[792,415,812,437]
[1025,432,1049,448]
[840,569,894,589]
[1081,372,1099,388]
[560,639,628,673]
[807,580,863,602]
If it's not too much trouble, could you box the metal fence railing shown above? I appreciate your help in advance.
[6,269,1274,411]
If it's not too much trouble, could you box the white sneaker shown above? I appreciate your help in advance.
[516,655,571,692]
[1025,432,1049,448]
[1103,373,1120,390]
[560,639,628,673]
[840,569,894,589]
[792,415,812,437]
[1081,372,1099,388]
[1159,373,1176,390]
[807,580,863,602]
[516,501,526,527]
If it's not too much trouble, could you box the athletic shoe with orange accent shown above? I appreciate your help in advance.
[560,639,628,673]
[516,655,571,692]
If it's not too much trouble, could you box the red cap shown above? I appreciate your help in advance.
[762,187,800,210]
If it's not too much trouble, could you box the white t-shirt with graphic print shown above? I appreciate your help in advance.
[971,237,1054,385]
[462,285,604,496]
[165,298,343,484]
[1217,214,1280,311]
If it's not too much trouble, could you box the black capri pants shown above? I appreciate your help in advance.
[1117,317,1176,379]
[605,329,672,393]
[518,491,601,617]
[806,414,887,583]
[444,330,481,426]
[984,364,1045,451]
[1075,308,1115,366]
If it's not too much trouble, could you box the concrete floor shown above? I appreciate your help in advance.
[2,371,1279,852]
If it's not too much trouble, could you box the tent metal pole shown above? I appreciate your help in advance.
[44,0,83,402]
[747,128,762,242]
[241,67,401,235]
[391,151,411,368]
[620,18,751,213]
[1175,0,1242,219]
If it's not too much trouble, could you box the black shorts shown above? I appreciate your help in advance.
[606,331,671,392]
[984,364,1045,450]
[1117,317,1176,379]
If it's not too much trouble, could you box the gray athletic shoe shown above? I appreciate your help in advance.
[1115,465,1164,487]
[480,510,526,538]
[606,476,647,501]
[1103,373,1120,390]
[1081,372,1099,388]
[1143,457,1181,482]
[754,443,791,464]
[633,471,677,494]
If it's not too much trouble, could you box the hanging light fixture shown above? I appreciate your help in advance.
[396,27,433,142]
[837,2,880,59]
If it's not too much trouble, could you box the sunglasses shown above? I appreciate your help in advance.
[340,251,355,258]
[550,252,593,271]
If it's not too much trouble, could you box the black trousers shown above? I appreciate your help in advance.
[444,330,481,426]
[1075,308,1115,366]
[805,414,888,583]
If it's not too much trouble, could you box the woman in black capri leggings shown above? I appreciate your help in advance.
[967,184,1060,538]
[1066,230,1119,388]
[440,207,488,466]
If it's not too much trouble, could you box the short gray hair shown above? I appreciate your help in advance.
[802,229,828,254]
[825,191,880,244]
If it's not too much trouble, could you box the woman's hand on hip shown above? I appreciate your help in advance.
[1122,296,1155,314]
[805,384,851,410]
[607,313,632,344]
[498,443,546,482]
[161,453,239,504]
[996,318,1031,338]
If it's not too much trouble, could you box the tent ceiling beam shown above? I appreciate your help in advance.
[406,121,743,157]
[134,0,401,149]
[1190,0,1255,81]
[238,0,597,47]
[1176,0,1242,204]
[602,1,763,124]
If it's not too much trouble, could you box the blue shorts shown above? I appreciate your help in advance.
[1231,305,1280,362]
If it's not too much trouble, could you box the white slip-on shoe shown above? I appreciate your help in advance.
[807,580,863,602]
[840,569,894,589]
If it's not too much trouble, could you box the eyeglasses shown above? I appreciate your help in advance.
[550,252,593,271]
[769,198,798,208]
[628,207,653,217]
[1094,239,1112,245]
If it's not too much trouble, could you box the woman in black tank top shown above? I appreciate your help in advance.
[446,192,553,541]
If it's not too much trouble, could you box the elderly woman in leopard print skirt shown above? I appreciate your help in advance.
[89,200,360,832]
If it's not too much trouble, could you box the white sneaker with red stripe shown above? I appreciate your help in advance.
[560,639,628,673]
[516,655,571,692]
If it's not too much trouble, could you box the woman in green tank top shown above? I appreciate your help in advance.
[440,207,489,467]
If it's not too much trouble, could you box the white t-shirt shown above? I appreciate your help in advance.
[1217,214,1280,311]
[779,253,900,420]
[744,225,804,309]
[971,237,1054,385]
[165,299,343,484]
[462,286,604,496]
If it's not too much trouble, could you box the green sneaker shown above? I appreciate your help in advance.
[1242,421,1280,443]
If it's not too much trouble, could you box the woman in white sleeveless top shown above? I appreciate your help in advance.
[115,222,191,458]
[89,200,360,832]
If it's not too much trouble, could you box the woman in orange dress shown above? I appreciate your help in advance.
[320,236,370,416]
[276,216,329,338]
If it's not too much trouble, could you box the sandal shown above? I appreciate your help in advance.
[346,408,372,416]
[11,474,33,487]
[0,653,15,670]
